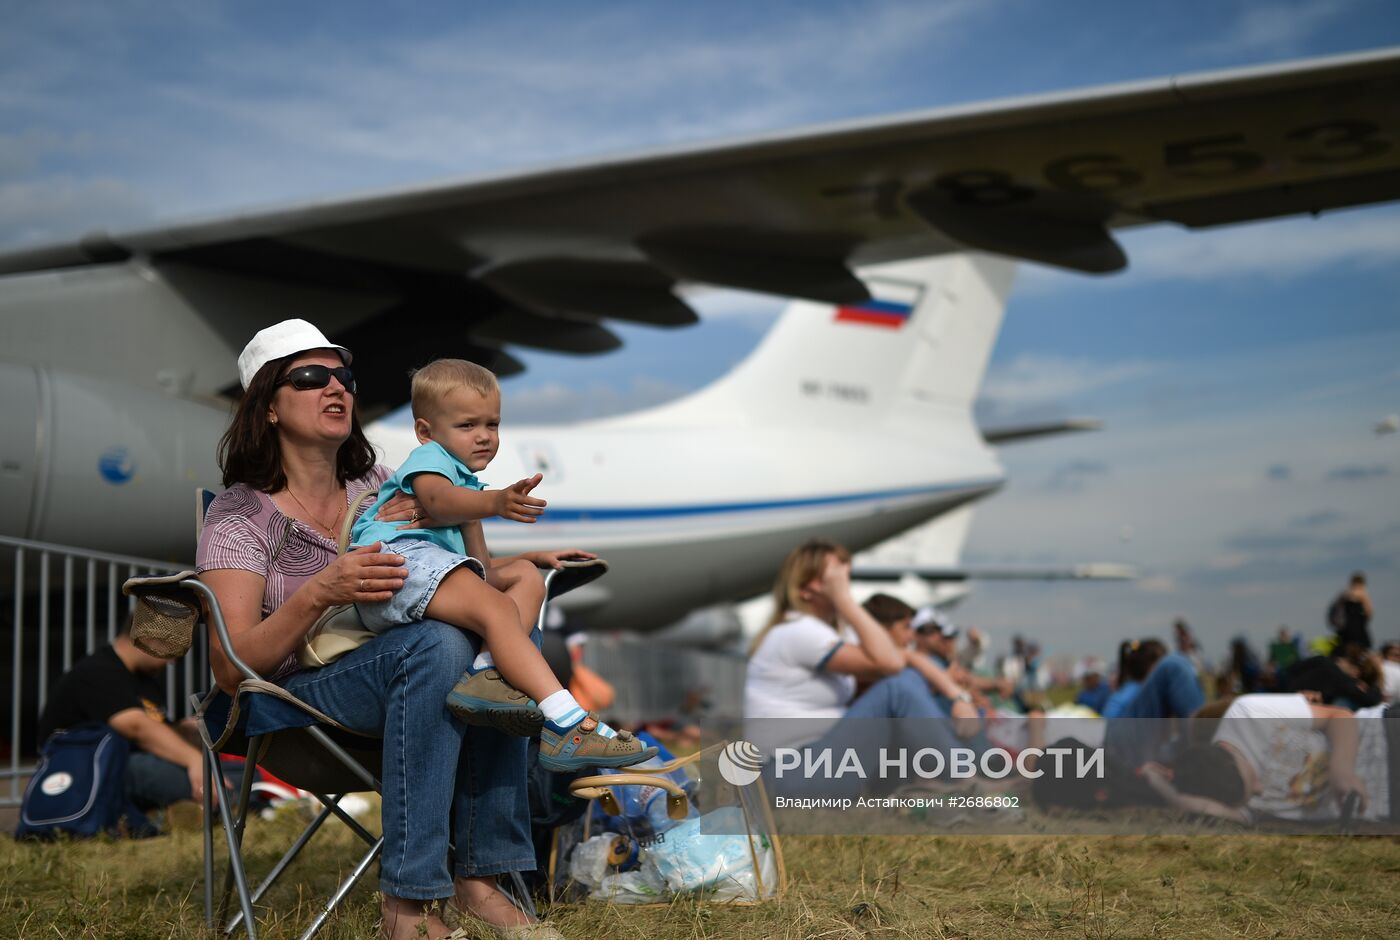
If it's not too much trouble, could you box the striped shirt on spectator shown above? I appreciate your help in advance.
[195,466,392,681]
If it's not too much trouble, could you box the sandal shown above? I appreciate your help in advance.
[537,715,657,772]
[446,669,544,737]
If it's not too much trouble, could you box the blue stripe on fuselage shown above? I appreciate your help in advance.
[482,478,1001,524]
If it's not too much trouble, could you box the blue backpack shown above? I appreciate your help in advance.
[15,723,155,839]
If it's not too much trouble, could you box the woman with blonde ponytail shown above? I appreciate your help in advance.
[743,539,980,754]
[747,539,851,657]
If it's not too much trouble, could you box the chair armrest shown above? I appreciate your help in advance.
[541,558,609,601]
[123,571,202,658]
[128,576,265,686]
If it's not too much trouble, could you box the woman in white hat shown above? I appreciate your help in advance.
[197,319,558,940]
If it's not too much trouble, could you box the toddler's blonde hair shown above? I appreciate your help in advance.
[410,358,499,419]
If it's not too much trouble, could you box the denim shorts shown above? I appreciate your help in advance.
[357,538,486,634]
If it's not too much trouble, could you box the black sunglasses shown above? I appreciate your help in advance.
[278,364,357,394]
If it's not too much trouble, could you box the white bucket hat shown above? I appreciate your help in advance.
[237,319,352,390]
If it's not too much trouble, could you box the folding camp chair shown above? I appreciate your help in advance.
[122,488,610,940]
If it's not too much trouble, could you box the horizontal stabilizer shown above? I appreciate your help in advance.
[981,417,1102,445]
[852,563,1136,582]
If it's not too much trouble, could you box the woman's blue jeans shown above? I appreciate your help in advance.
[279,619,535,899]
[1103,653,1205,768]
[767,667,992,798]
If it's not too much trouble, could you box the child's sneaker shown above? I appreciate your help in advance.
[538,715,657,772]
[446,669,544,737]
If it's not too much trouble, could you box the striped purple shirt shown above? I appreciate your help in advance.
[195,466,392,681]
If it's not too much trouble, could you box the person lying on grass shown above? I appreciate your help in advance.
[1141,693,1389,824]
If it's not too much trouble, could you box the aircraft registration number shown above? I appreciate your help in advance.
[823,120,1394,217]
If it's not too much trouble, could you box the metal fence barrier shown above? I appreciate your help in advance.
[583,632,747,731]
[1,534,752,809]
[0,534,191,808]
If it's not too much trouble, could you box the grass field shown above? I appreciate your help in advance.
[4,806,1400,939]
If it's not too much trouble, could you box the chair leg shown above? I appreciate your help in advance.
[203,748,216,928]
[213,753,238,927]
[297,838,383,940]
[316,793,378,845]
[224,793,384,939]
[211,746,260,939]
[223,802,337,936]
[219,741,265,936]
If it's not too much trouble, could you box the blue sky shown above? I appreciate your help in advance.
[3,0,1398,661]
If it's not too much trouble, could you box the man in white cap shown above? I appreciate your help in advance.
[913,608,1014,706]
[911,607,960,669]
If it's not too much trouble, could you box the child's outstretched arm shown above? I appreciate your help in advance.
[413,472,546,525]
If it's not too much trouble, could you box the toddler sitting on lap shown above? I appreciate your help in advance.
[352,358,654,772]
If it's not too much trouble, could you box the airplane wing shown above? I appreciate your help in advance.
[852,563,1138,582]
[981,418,1102,445]
[2,47,1398,406]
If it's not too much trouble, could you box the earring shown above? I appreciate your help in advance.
[270,416,278,426]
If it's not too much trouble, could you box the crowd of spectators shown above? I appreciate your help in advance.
[743,551,1396,824]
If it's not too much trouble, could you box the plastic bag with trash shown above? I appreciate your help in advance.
[566,806,777,903]
[644,806,778,901]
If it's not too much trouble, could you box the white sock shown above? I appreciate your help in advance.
[471,650,494,672]
[540,688,615,735]
[540,689,583,724]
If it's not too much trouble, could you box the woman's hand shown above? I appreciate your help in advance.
[523,548,599,570]
[378,493,441,530]
[814,554,852,601]
[312,542,408,606]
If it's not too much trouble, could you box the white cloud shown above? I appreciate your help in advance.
[0,129,97,177]
[1209,552,1252,571]
[152,0,1001,185]
[1017,206,1400,295]
[0,176,150,246]
[1195,0,1356,57]
[504,375,688,424]
[1127,210,1400,282]
[0,0,1009,235]
[953,324,1400,657]
[683,287,787,325]
[979,353,1157,410]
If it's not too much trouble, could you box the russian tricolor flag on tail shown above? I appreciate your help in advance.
[833,278,922,329]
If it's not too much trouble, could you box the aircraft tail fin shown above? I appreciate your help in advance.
[624,253,1015,429]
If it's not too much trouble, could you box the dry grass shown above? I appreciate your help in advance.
[3,807,1399,939]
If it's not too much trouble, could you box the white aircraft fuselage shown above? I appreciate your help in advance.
[375,421,1003,631]
[0,255,1011,631]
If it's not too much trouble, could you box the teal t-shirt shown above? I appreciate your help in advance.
[351,440,485,554]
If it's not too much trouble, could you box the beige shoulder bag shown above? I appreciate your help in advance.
[297,488,381,668]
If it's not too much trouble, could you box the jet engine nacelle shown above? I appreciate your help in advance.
[0,363,226,561]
